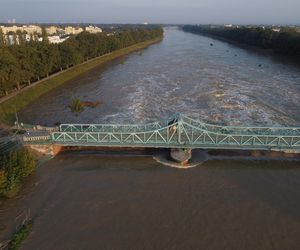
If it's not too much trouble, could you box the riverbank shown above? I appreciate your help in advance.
[181,25,300,65]
[0,36,163,125]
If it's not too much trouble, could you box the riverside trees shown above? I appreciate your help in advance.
[182,25,300,60]
[0,27,163,97]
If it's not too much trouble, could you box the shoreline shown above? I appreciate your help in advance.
[181,29,300,67]
[0,36,163,125]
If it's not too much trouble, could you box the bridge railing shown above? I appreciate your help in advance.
[59,114,181,133]
[181,115,300,136]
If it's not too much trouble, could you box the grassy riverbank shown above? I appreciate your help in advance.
[0,36,162,124]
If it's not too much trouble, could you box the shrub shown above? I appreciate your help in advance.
[70,98,84,113]
[0,147,36,197]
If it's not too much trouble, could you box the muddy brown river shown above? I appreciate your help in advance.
[1,27,300,249]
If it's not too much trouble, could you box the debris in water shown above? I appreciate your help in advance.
[81,101,103,108]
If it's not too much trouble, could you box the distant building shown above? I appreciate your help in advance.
[46,26,58,35]
[48,35,69,44]
[85,25,102,34]
[0,25,42,35]
[7,35,16,45]
[25,34,31,42]
[64,26,83,35]
[224,24,233,28]
[106,33,115,37]
[0,25,20,34]
[7,18,16,24]
[0,24,92,45]
[23,25,42,34]
[272,28,281,32]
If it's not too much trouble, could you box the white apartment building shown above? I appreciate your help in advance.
[48,35,70,44]
[24,25,42,34]
[46,26,58,35]
[64,26,83,35]
[272,28,281,32]
[85,25,102,34]
[0,25,42,35]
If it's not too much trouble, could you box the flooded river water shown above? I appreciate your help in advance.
[20,27,300,126]
[1,27,300,249]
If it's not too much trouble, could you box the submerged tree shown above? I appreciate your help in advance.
[69,98,84,113]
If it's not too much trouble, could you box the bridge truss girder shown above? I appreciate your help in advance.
[51,115,300,151]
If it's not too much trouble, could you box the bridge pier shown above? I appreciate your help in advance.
[169,148,192,165]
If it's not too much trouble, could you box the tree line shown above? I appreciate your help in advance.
[182,25,300,61]
[0,27,163,97]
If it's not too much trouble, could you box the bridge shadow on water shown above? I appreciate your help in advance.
[56,148,300,187]
[57,146,300,169]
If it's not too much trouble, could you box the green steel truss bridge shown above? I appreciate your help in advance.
[47,114,300,152]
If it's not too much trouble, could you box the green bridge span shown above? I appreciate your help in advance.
[24,114,300,152]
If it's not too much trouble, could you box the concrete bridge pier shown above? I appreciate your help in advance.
[169,148,192,165]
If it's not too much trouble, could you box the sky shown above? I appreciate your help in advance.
[0,0,299,25]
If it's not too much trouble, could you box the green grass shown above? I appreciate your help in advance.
[8,221,33,250]
[0,37,163,124]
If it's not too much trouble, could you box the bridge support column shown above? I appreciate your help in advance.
[169,148,192,165]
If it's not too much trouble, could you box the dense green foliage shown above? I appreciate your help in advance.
[0,147,36,197]
[8,220,33,250]
[182,25,300,61]
[0,27,163,97]
[0,37,162,124]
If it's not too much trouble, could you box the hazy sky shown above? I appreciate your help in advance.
[0,0,299,24]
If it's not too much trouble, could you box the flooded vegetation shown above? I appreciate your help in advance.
[69,98,84,113]
[69,98,102,113]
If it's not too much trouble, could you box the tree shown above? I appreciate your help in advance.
[0,26,164,97]
[16,30,26,45]
[182,25,300,61]
[9,45,34,85]
[0,27,5,46]
[0,47,21,94]
[41,26,49,43]
[59,39,83,68]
